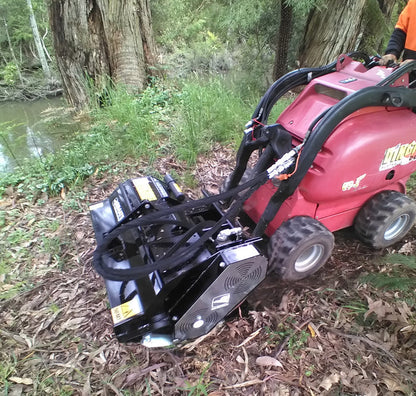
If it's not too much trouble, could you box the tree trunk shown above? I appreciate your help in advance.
[26,0,51,80]
[2,17,24,85]
[378,0,400,17]
[300,0,366,67]
[48,0,157,109]
[363,0,402,55]
[272,1,293,80]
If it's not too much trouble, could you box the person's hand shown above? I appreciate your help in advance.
[379,53,397,66]
[400,58,416,66]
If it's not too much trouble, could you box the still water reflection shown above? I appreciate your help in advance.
[0,97,70,172]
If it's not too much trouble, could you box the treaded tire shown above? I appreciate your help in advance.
[220,168,255,194]
[354,190,416,249]
[268,216,335,281]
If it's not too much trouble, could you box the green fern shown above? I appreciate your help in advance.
[383,253,416,269]
[360,254,416,295]
[361,274,416,291]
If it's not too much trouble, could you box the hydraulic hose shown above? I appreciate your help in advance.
[93,170,269,281]
[227,60,337,193]
[252,60,337,125]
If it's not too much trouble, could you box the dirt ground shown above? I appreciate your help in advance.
[1,145,415,395]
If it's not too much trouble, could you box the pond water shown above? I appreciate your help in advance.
[0,97,73,173]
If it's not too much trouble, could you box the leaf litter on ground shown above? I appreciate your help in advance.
[1,144,416,395]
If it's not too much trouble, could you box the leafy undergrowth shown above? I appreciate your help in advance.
[1,146,416,395]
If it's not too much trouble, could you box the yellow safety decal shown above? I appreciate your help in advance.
[172,182,182,193]
[111,298,141,324]
[132,177,157,202]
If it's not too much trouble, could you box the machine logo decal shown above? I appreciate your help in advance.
[380,141,416,171]
[112,197,124,221]
[339,77,357,84]
[211,293,231,310]
[342,174,367,191]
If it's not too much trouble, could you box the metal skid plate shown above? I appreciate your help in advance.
[174,243,268,341]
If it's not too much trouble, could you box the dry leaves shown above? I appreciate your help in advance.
[0,151,415,395]
[255,356,283,368]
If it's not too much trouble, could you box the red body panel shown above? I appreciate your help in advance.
[244,58,416,236]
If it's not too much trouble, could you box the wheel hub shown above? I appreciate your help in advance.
[384,214,410,241]
[295,244,325,273]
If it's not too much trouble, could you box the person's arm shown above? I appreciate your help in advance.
[380,28,406,65]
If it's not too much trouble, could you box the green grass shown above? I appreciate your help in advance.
[171,76,293,165]
[341,300,377,327]
[171,77,253,164]
[0,81,172,198]
[0,353,18,392]
[181,363,213,396]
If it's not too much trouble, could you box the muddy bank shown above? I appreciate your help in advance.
[0,75,63,102]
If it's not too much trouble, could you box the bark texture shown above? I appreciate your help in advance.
[378,0,400,17]
[48,0,156,109]
[272,2,293,80]
[300,0,366,67]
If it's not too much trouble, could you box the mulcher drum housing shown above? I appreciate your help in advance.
[90,175,268,346]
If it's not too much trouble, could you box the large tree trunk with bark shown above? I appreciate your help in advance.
[48,0,157,109]
[300,0,366,67]
[272,1,293,80]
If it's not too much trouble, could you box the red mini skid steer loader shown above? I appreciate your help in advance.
[90,53,416,347]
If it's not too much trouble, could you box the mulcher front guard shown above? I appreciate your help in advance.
[90,55,416,347]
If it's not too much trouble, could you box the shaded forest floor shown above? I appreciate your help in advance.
[1,145,416,395]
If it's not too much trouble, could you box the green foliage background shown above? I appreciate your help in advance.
[0,0,410,197]
[0,0,50,75]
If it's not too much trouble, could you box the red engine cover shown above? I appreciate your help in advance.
[244,58,416,236]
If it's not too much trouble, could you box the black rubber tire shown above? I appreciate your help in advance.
[220,168,255,194]
[268,216,335,281]
[354,190,416,249]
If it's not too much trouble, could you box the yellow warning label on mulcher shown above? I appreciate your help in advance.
[132,177,157,202]
[111,298,142,324]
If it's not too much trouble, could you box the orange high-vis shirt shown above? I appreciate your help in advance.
[396,0,416,52]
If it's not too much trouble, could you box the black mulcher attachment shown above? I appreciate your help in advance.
[90,174,272,347]
[90,139,302,347]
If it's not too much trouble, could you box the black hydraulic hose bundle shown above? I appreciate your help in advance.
[252,61,337,125]
[93,170,269,281]
[226,60,337,194]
